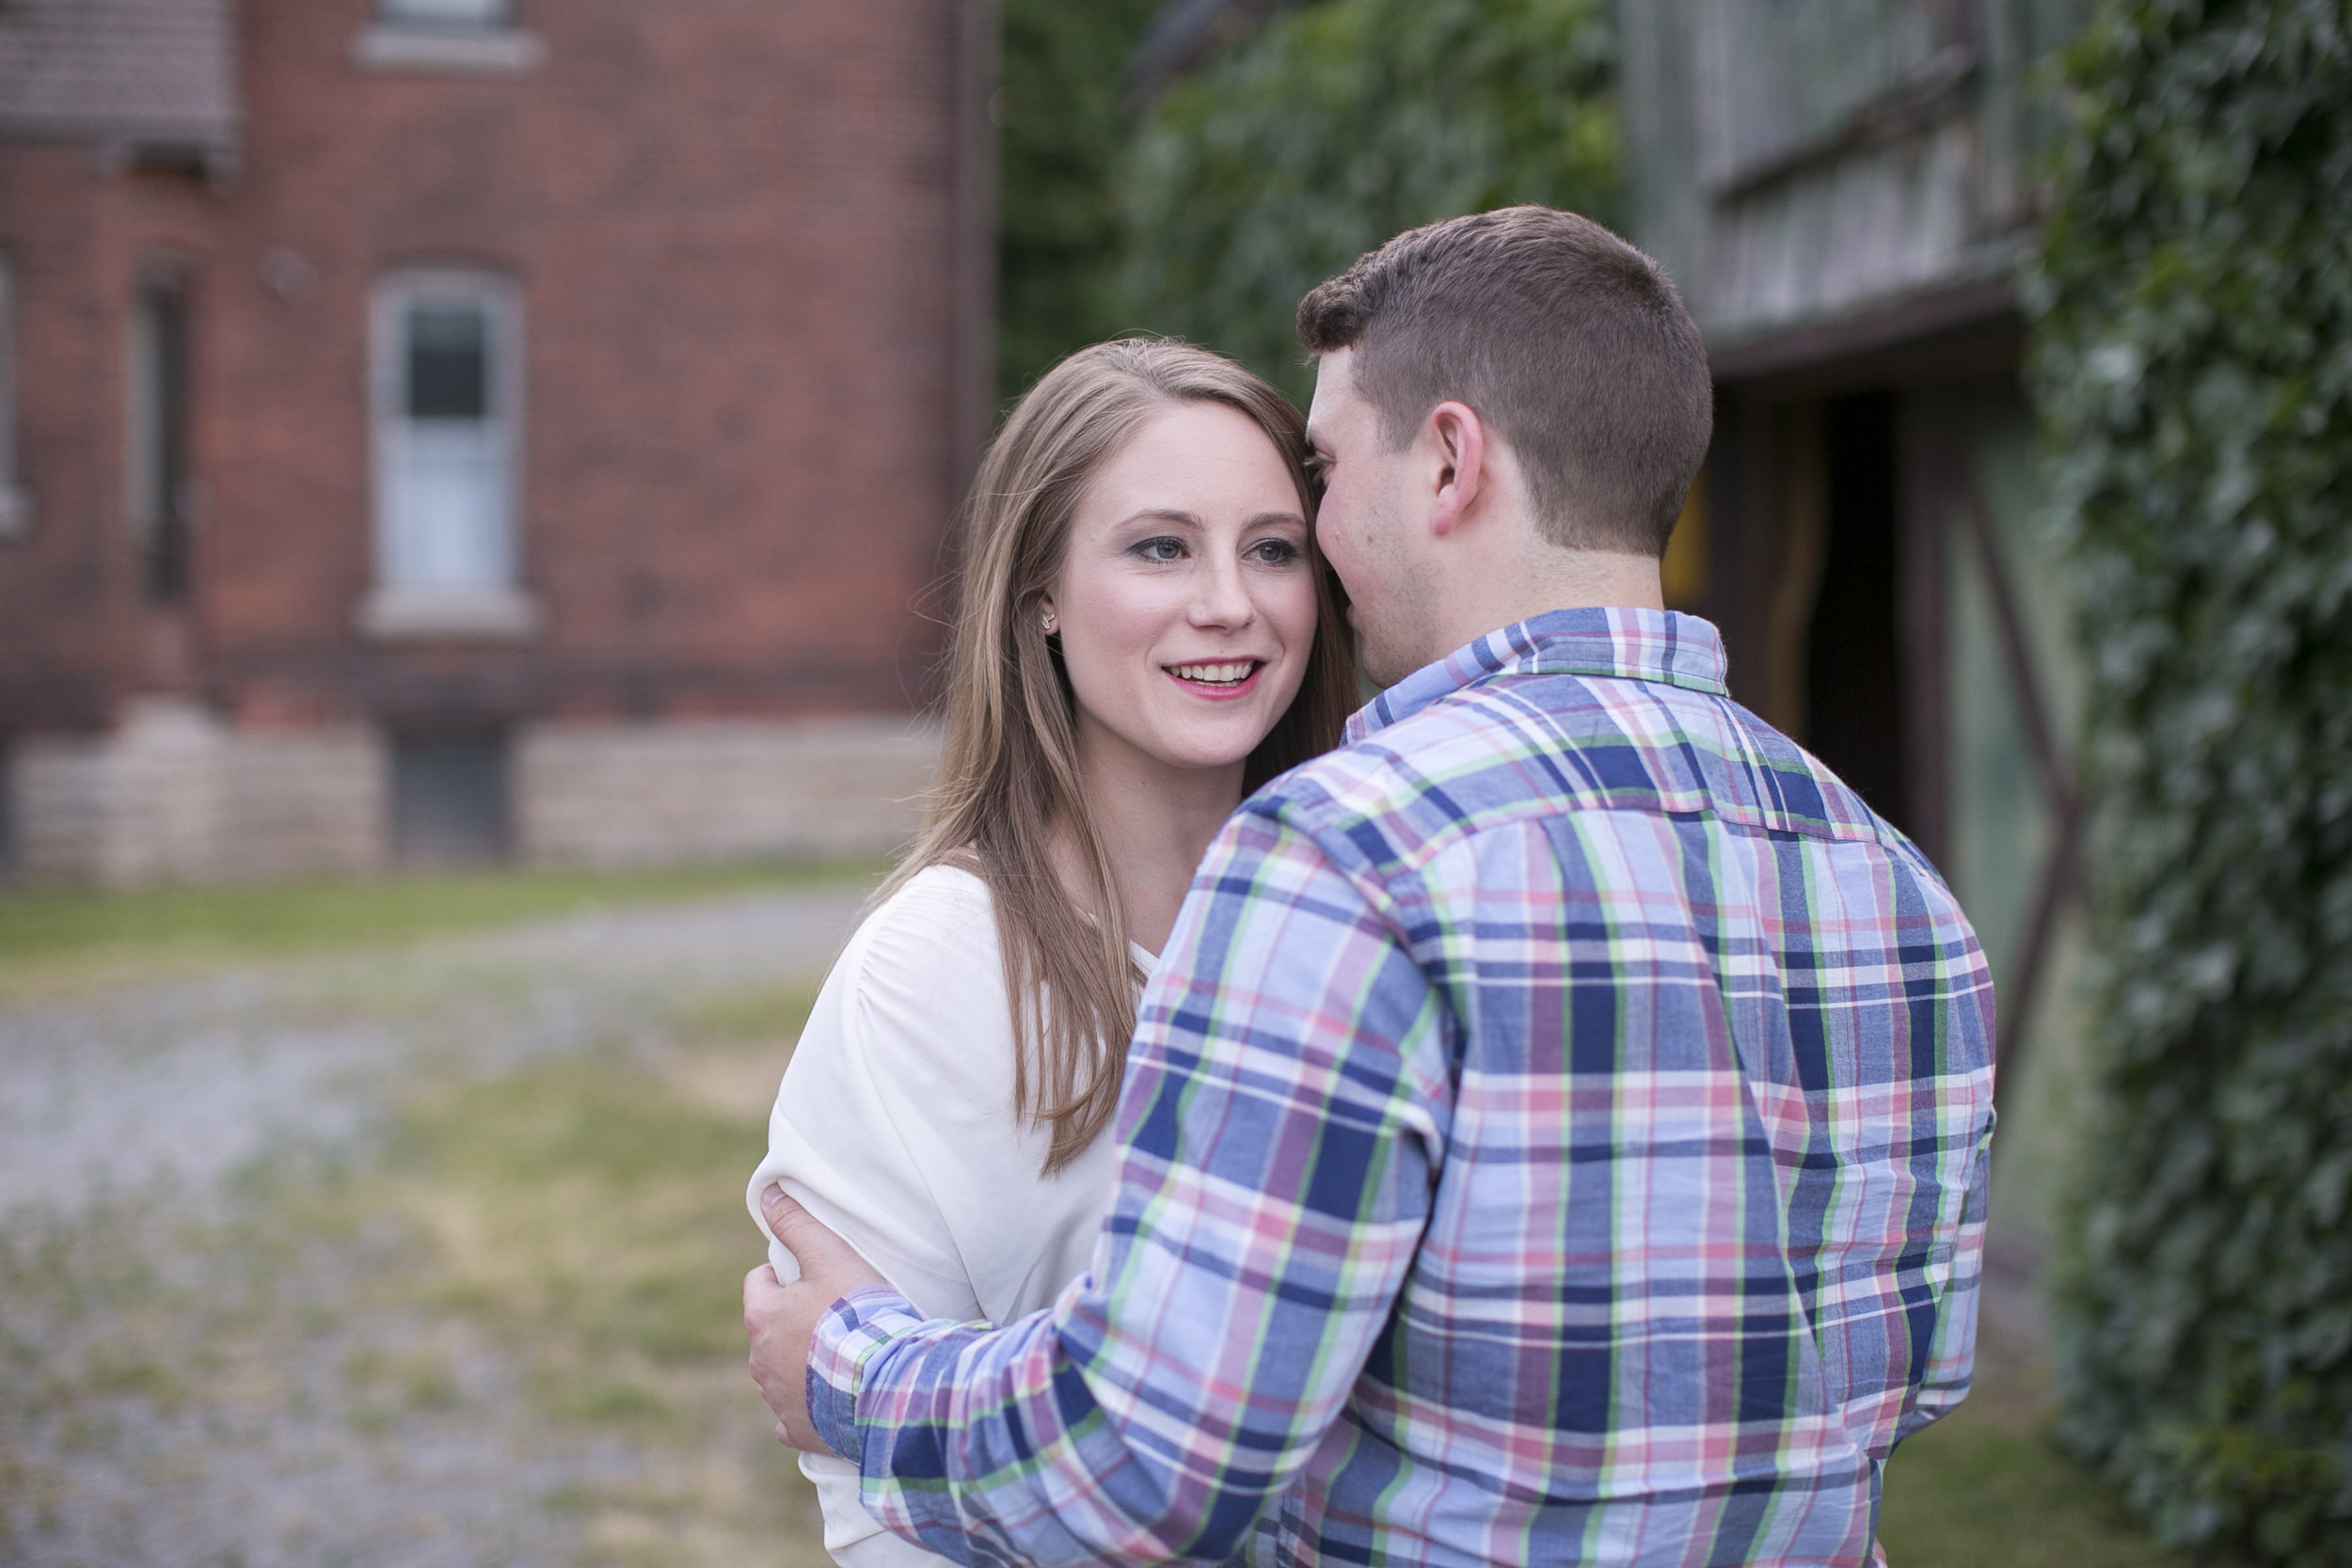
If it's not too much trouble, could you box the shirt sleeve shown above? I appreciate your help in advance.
[805,799,1453,1568]
[1895,1101,1994,1444]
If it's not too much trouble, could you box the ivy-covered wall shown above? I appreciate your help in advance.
[2025,1,2352,1560]
[1119,0,1617,403]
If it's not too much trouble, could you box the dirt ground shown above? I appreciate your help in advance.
[0,887,866,1568]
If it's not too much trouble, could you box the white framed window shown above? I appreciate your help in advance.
[360,269,536,638]
[0,256,28,541]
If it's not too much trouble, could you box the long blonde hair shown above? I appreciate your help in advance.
[882,340,1358,1173]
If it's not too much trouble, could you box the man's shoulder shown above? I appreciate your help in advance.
[1243,672,1629,880]
[1268,663,1685,807]
[1255,668,1942,887]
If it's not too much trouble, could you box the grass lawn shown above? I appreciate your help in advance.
[0,859,882,988]
[1879,1396,2187,1568]
[326,985,834,1564]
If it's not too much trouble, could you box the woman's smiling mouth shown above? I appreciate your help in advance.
[1166,659,1265,698]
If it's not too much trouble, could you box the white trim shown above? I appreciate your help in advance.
[349,24,545,77]
[380,0,514,23]
[358,584,542,641]
[366,268,531,632]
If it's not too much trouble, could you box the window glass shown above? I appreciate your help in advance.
[373,273,518,595]
[405,304,487,420]
[129,284,191,602]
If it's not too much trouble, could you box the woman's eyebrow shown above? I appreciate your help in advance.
[1113,508,1203,530]
[1248,510,1308,530]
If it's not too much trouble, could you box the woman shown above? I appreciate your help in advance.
[745,340,1357,1567]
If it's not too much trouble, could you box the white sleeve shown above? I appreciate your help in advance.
[746,871,1012,1320]
[744,869,1021,1568]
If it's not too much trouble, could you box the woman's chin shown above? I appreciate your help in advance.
[1182,712,1293,769]
[1092,688,1297,778]
[1132,730,1266,777]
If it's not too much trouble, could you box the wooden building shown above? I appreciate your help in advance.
[1624,0,2090,1118]
[0,0,994,882]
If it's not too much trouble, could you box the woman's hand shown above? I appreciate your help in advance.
[743,1186,890,1453]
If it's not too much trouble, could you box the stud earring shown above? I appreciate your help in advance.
[1041,612,1057,635]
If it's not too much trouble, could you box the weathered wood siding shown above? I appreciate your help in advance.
[1622,0,2083,349]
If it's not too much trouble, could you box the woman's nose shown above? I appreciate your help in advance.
[1188,557,1256,628]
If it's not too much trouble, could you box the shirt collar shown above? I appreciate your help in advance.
[1345,608,1729,742]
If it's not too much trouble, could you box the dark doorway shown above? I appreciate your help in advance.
[1804,392,1910,833]
[391,732,511,865]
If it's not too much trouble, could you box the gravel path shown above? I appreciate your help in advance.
[0,886,866,1568]
[0,889,864,1220]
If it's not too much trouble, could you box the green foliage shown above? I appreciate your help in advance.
[1119,0,1618,403]
[1877,1386,2190,1568]
[2024,1,2352,1561]
[995,0,1165,400]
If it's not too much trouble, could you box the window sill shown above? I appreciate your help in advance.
[358,586,543,641]
[348,24,546,78]
[0,483,30,541]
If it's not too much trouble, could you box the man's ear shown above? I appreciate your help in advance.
[1424,402,1487,540]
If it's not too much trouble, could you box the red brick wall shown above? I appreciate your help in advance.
[0,148,216,729]
[0,0,980,736]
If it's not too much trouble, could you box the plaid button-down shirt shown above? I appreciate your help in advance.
[809,609,1996,1568]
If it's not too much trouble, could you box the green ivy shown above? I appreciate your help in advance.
[1118,0,1618,403]
[996,0,1165,401]
[2024,1,2352,1561]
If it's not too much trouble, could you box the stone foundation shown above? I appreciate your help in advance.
[2,703,938,885]
[10,699,386,885]
[514,717,938,868]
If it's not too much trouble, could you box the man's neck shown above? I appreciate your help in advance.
[1428,546,1664,660]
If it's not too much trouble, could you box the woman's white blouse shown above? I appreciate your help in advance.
[746,864,1130,1568]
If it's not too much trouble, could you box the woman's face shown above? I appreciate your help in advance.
[1043,402,1318,783]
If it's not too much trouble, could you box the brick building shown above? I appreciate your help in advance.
[0,0,993,882]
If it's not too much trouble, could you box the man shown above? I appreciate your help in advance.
[748,207,1995,1567]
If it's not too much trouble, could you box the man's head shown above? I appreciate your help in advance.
[1297,207,1712,681]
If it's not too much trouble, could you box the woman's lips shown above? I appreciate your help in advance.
[1165,659,1265,701]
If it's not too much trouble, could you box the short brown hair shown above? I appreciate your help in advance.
[1296,206,1711,556]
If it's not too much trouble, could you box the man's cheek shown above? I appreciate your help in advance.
[1317,499,1361,578]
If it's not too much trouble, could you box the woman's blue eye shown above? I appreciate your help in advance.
[1248,539,1302,564]
[1136,537,1184,562]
